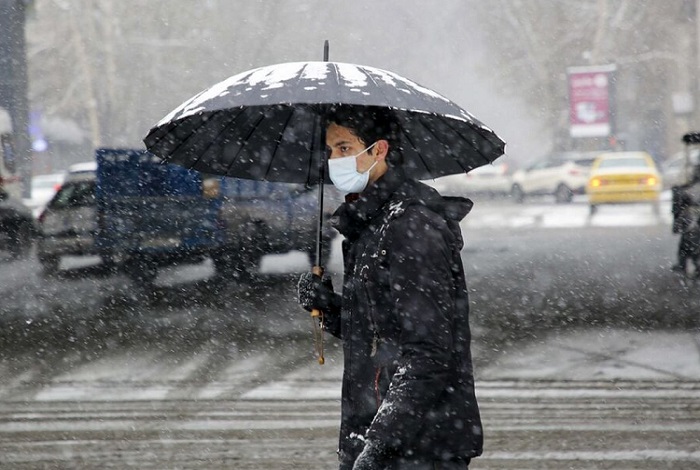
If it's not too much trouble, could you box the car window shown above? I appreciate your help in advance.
[32,176,64,190]
[573,158,596,167]
[49,182,95,209]
[597,157,649,169]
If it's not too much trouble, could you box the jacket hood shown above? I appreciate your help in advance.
[331,167,473,240]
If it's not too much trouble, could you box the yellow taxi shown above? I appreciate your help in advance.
[586,151,662,215]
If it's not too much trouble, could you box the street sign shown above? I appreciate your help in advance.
[567,64,616,138]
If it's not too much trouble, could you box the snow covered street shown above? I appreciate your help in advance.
[1,199,698,468]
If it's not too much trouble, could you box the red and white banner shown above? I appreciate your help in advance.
[567,64,616,138]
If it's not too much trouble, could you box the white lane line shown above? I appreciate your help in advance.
[0,418,339,433]
[483,449,700,462]
[483,423,700,432]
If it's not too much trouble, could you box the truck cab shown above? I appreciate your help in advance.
[214,179,340,279]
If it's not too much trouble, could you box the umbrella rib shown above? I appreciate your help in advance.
[439,114,503,167]
[358,64,501,173]
[304,105,320,186]
[259,106,298,181]
[221,109,268,176]
[416,113,499,174]
[396,113,435,177]
[184,108,247,171]
[156,109,223,168]
[430,114,488,172]
[357,66,439,177]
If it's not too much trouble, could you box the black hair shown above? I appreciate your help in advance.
[323,105,403,166]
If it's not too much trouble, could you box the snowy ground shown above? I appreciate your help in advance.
[1,196,699,469]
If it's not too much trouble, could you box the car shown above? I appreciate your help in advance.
[660,149,700,189]
[36,176,98,275]
[463,162,512,197]
[510,151,600,203]
[23,172,66,218]
[422,162,512,198]
[0,186,35,258]
[66,161,97,182]
[586,151,662,215]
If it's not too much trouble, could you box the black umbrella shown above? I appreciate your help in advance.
[143,56,505,362]
[144,58,505,258]
[144,62,505,184]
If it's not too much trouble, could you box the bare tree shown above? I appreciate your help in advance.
[468,0,689,156]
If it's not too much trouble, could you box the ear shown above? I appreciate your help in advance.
[374,139,390,161]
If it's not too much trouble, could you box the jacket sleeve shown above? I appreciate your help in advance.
[365,208,457,451]
[321,294,342,339]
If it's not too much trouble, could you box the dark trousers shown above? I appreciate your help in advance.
[386,458,470,469]
[678,228,700,268]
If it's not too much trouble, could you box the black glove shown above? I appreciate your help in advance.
[352,440,389,470]
[297,272,338,313]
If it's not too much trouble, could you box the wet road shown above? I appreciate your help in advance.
[1,199,699,469]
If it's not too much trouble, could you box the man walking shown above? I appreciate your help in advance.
[298,106,482,470]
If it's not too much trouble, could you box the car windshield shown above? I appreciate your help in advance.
[573,158,596,167]
[49,182,95,209]
[597,157,649,169]
[34,180,56,189]
[33,179,61,190]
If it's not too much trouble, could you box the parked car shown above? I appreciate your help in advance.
[510,151,600,203]
[66,161,97,182]
[23,172,66,217]
[36,175,98,275]
[586,151,662,215]
[660,149,700,189]
[464,162,512,197]
[423,162,512,198]
[0,186,36,258]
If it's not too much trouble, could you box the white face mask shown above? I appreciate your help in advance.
[328,142,378,194]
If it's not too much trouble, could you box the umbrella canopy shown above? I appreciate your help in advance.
[144,61,505,185]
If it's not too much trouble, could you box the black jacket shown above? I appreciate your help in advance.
[325,167,483,469]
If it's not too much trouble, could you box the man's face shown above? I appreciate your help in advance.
[325,123,376,173]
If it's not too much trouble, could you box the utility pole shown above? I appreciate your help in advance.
[0,0,31,197]
[695,0,700,130]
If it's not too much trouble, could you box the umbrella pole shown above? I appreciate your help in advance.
[311,124,327,366]
[314,39,330,271]
[310,41,332,365]
[310,41,331,365]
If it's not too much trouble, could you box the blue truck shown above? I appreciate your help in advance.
[91,148,337,284]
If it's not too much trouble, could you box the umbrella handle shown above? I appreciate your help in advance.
[311,265,325,365]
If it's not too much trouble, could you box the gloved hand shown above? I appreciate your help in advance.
[297,271,338,313]
[352,440,389,470]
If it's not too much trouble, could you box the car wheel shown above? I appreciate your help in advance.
[8,221,33,259]
[126,257,158,286]
[554,184,574,203]
[511,184,525,203]
[100,253,122,273]
[212,245,260,281]
[39,254,60,276]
